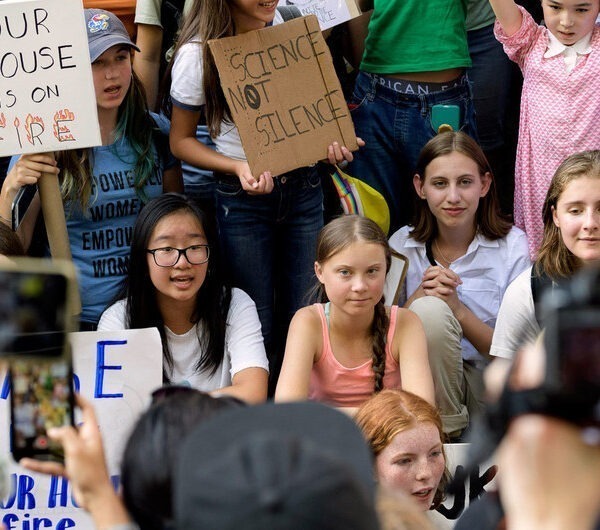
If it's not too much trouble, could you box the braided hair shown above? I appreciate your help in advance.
[313,215,391,393]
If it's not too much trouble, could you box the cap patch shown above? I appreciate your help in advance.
[88,13,110,34]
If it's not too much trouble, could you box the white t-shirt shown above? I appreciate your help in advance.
[489,266,541,359]
[134,0,193,26]
[97,288,269,391]
[389,226,531,362]
[169,12,284,160]
[134,0,161,26]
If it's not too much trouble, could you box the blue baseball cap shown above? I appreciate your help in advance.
[85,9,140,63]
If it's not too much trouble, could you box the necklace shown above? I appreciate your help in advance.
[434,239,454,266]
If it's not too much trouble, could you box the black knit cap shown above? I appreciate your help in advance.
[173,401,380,530]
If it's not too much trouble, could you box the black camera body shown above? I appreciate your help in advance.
[539,265,600,428]
[454,266,600,488]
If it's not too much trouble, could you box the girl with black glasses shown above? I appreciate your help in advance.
[98,193,269,403]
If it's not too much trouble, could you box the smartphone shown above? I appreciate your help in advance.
[10,358,75,462]
[0,258,77,360]
[11,184,37,232]
[431,104,461,133]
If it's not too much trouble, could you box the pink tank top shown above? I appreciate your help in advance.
[308,303,401,407]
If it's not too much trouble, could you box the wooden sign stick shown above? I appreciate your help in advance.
[38,153,82,316]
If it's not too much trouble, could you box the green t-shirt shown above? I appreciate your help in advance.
[361,0,472,74]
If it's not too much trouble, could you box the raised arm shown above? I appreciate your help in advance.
[133,23,164,110]
[394,308,435,406]
[275,307,320,402]
[488,0,524,37]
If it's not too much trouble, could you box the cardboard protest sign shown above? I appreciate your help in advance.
[0,328,163,529]
[208,15,358,177]
[277,0,361,30]
[0,0,101,157]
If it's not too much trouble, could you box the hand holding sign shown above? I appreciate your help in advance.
[2,153,82,315]
[0,0,101,319]
[208,15,358,178]
[326,138,365,165]
[233,160,274,195]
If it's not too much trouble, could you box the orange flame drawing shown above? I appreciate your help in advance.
[25,114,44,145]
[54,108,75,142]
[0,113,5,128]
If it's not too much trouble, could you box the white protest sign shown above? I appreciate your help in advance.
[0,0,101,157]
[435,443,498,527]
[0,328,163,530]
[277,0,361,30]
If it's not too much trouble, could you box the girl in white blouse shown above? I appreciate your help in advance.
[389,131,530,439]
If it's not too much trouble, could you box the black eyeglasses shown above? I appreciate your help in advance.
[147,245,210,267]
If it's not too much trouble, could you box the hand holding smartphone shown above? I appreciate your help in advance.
[10,359,74,463]
[0,258,78,463]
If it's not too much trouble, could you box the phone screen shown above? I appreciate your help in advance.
[430,104,461,133]
[10,359,74,462]
[0,269,69,358]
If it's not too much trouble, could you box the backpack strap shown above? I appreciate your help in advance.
[531,267,553,327]
[277,5,303,21]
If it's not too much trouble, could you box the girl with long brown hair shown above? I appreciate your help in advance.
[491,149,600,360]
[389,131,530,439]
[275,215,434,411]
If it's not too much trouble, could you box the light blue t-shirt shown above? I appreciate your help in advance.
[10,113,173,324]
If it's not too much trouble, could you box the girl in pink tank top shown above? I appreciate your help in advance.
[275,215,434,411]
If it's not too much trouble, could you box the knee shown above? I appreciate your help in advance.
[409,296,460,344]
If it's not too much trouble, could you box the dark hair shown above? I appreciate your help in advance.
[122,192,232,381]
[0,223,25,256]
[355,390,450,509]
[121,389,244,529]
[410,131,512,242]
[314,215,391,393]
[536,150,600,279]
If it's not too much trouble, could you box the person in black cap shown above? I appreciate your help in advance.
[173,401,381,530]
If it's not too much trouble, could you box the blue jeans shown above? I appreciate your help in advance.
[215,165,323,385]
[182,125,217,206]
[348,71,478,234]
[467,23,514,151]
